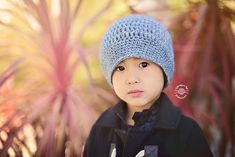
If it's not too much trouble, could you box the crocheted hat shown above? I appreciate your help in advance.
[100,14,174,87]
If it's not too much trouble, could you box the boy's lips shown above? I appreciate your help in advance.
[128,90,143,97]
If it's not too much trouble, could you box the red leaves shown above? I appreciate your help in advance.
[167,1,235,156]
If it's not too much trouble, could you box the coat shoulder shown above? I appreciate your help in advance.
[177,115,213,157]
[93,105,118,128]
[178,115,199,131]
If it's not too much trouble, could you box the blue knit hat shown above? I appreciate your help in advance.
[100,14,174,87]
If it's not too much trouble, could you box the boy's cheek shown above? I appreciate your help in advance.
[112,74,123,85]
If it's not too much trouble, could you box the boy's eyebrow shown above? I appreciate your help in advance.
[118,58,148,64]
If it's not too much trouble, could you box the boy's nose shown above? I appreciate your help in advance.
[127,75,140,85]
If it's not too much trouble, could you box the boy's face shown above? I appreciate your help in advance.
[112,58,164,112]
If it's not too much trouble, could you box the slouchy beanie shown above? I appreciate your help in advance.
[100,14,174,87]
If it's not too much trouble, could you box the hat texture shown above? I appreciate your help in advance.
[100,14,174,86]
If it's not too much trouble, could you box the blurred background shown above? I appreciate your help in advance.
[0,0,234,157]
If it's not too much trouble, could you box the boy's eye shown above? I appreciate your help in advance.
[115,66,125,71]
[139,62,149,68]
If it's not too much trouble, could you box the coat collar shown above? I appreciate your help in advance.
[96,93,181,130]
[152,93,181,129]
[114,92,181,130]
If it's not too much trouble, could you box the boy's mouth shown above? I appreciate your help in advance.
[128,90,143,97]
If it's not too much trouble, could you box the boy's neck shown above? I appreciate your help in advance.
[125,109,136,125]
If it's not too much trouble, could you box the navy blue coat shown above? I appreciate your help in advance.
[83,93,213,157]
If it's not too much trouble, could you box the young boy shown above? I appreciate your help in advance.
[83,14,213,157]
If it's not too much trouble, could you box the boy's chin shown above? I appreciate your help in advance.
[126,100,152,109]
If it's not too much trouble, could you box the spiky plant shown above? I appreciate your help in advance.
[0,0,115,156]
[166,1,235,156]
